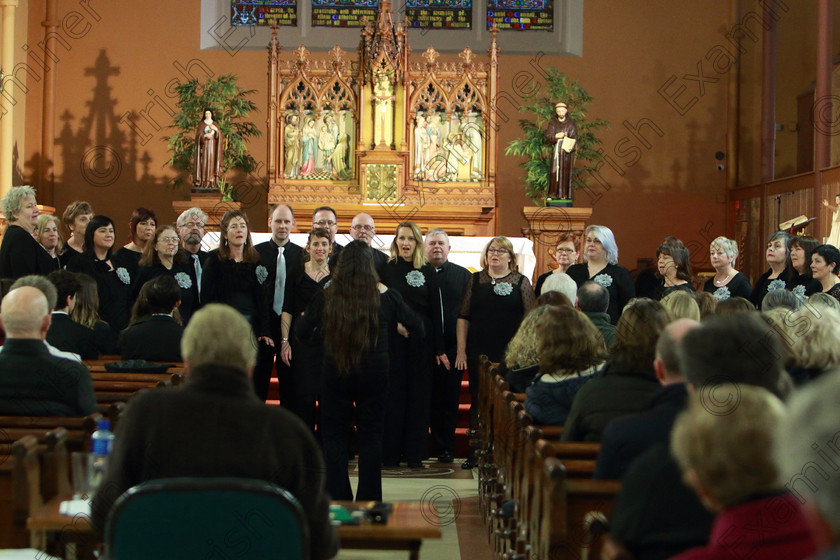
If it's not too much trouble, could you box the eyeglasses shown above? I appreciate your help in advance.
[352,224,374,232]
[158,237,180,244]
[556,248,576,254]
[182,222,205,229]
[487,248,508,255]
[314,220,337,227]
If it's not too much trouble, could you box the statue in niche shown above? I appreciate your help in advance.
[413,113,429,179]
[545,101,578,200]
[461,112,483,179]
[318,114,339,172]
[444,132,473,181]
[193,108,224,189]
[300,117,318,176]
[284,113,301,178]
[331,133,350,178]
[372,72,395,147]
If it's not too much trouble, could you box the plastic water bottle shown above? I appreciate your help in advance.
[90,419,114,493]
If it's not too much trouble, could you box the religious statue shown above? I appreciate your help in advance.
[544,101,578,201]
[372,72,395,147]
[193,108,224,189]
[284,114,301,178]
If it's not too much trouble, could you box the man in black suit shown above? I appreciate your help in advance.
[313,206,343,266]
[594,318,698,480]
[0,286,96,416]
[349,212,388,272]
[118,275,184,362]
[90,304,338,560]
[45,270,99,360]
[254,204,304,403]
[176,207,209,301]
[425,228,471,463]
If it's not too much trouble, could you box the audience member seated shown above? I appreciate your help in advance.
[539,271,577,303]
[561,298,668,442]
[692,291,716,319]
[45,270,99,359]
[809,290,840,312]
[782,306,840,386]
[606,312,792,560]
[595,318,698,480]
[660,290,700,321]
[499,305,553,393]
[525,305,606,426]
[760,287,802,311]
[669,385,816,560]
[714,295,754,316]
[119,275,184,362]
[535,290,571,307]
[0,286,96,416]
[91,304,339,560]
[4,275,81,362]
[776,368,840,560]
[71,272,117,355]
[576,281,616,348]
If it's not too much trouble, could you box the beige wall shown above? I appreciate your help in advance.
[17,0,735,270]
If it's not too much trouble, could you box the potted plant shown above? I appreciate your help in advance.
[505,68,608,205]
[164,75,261,201]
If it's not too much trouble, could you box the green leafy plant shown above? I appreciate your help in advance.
[163,75,261,201]
[505,68,608,204]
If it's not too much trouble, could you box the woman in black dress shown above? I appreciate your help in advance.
[280,228,331,432]
[112,207,157,281]
[298,241,423,501]
[789,235,822,297]
[810,244,840,302]
[36,214,63,271]
[749,231,797,308]
[59,200,93,268]
[0,185,57,279]
[200,210,272,348]
[455,235,536,468]
[703,236,752,301]
[534,232,579,295]
[379,221,445,468]
[65,215,132,335]
[654,243,694,300]
[566,225,634,324]
[133,225,199,325]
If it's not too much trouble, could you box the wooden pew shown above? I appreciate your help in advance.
[0,413,101,453]
[0,436,41,548]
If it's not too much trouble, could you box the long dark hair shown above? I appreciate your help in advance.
[218,209,259,263]
[83,215,114,260]
[323,241,380,374]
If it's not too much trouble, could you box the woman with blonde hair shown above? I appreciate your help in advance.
[703,236,751,300]
[456,235,535,468]
[501,305,553,392]
[661,290,701,321]
[380,221,445,468]
[36,214,63,267]
[0,185,57,279]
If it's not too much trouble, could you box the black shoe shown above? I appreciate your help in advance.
[462,456,478,469]
[438,451,454,463]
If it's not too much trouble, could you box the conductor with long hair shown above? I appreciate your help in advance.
[298,241,423,501]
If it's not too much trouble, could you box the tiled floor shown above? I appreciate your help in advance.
[335,467,490,560]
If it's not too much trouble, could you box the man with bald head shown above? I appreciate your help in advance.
[0,286,96,416]
[350,212,387,271]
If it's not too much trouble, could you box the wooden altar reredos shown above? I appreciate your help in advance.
[266,0,499,235]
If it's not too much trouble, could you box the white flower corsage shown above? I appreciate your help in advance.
[255,265,268,285]
[768,279,786,292]
[323,279,332,289]
[174,272,193,289]
[494,282,514,296]
[406,270,425,288]
[713,286,731,301]
[593,274,613,288]
[116,267,130,285]
[792,285,806,297]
